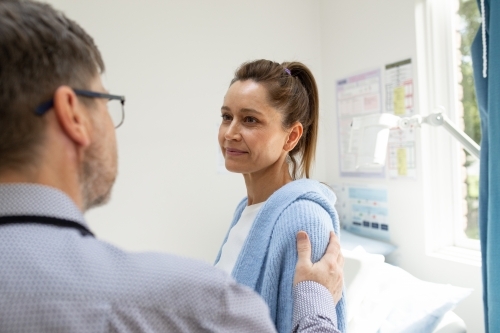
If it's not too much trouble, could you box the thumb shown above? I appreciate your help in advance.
[296,231,312,266]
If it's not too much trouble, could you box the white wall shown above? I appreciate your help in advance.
[46,0,325,261]
[320,0,484,332]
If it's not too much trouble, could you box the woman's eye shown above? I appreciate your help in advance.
[221,114,232,121]
[244,117,258,123]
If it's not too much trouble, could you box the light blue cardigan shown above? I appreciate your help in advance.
[215,179,346,333]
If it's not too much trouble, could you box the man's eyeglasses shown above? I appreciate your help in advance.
[35,89,126,128]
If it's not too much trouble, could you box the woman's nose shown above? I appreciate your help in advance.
[224,122,241,141]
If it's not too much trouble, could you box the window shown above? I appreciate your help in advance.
[416,0,481,254]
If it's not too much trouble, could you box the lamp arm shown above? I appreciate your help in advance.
[422,112,480,160]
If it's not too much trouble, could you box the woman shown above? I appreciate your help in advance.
[214,59,346,333]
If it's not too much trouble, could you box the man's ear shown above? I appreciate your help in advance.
[52,86,91,148]
[284,122,303,152]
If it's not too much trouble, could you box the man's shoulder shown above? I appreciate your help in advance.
[0,228,249,332]
[80,237,233,305]
[0,227,232,314]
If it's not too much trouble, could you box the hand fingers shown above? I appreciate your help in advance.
[296,231,312,266]
[321,231,341,265]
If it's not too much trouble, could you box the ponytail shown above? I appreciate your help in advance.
[281,62,319,178]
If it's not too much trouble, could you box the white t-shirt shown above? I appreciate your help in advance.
[215,202,266,275]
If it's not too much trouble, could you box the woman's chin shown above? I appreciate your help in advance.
[224,163,248,174]
[225,167,243,174]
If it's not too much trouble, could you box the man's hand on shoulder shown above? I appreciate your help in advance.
[294,231,344,304]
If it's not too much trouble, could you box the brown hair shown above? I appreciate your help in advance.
[0,0,104,172]
[231,59,319,179]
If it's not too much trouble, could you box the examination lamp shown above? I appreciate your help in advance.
[349,106,480,170]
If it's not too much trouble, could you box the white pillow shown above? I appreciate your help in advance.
[342,249,472,333]
[377,265,471,333]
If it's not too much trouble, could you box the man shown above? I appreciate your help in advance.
[0,1,344,332]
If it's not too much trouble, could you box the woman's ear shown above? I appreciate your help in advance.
[284,122,303,152]
[52,86,91,148]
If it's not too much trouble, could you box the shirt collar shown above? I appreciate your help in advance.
[0,183,88,228]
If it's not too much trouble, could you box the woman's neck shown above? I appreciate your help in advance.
[244,161,293,205]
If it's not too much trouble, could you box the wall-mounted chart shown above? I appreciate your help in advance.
[336,69,385,178]
[385,59,417,179]
[334,184,390,242]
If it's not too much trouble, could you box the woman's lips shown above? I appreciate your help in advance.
[225,148,247,156]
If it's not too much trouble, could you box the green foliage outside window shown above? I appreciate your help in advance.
[458,0,481,145]
[458,0,480,240]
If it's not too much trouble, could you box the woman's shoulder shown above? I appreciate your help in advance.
[267,179,337,210]
[269,199,334,251]
[262,180,339,235]
[277,198,332,224]
[280,178,334,195]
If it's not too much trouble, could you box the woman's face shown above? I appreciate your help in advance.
[219,80,291,175]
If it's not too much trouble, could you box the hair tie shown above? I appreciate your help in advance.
[284,68,291,75]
